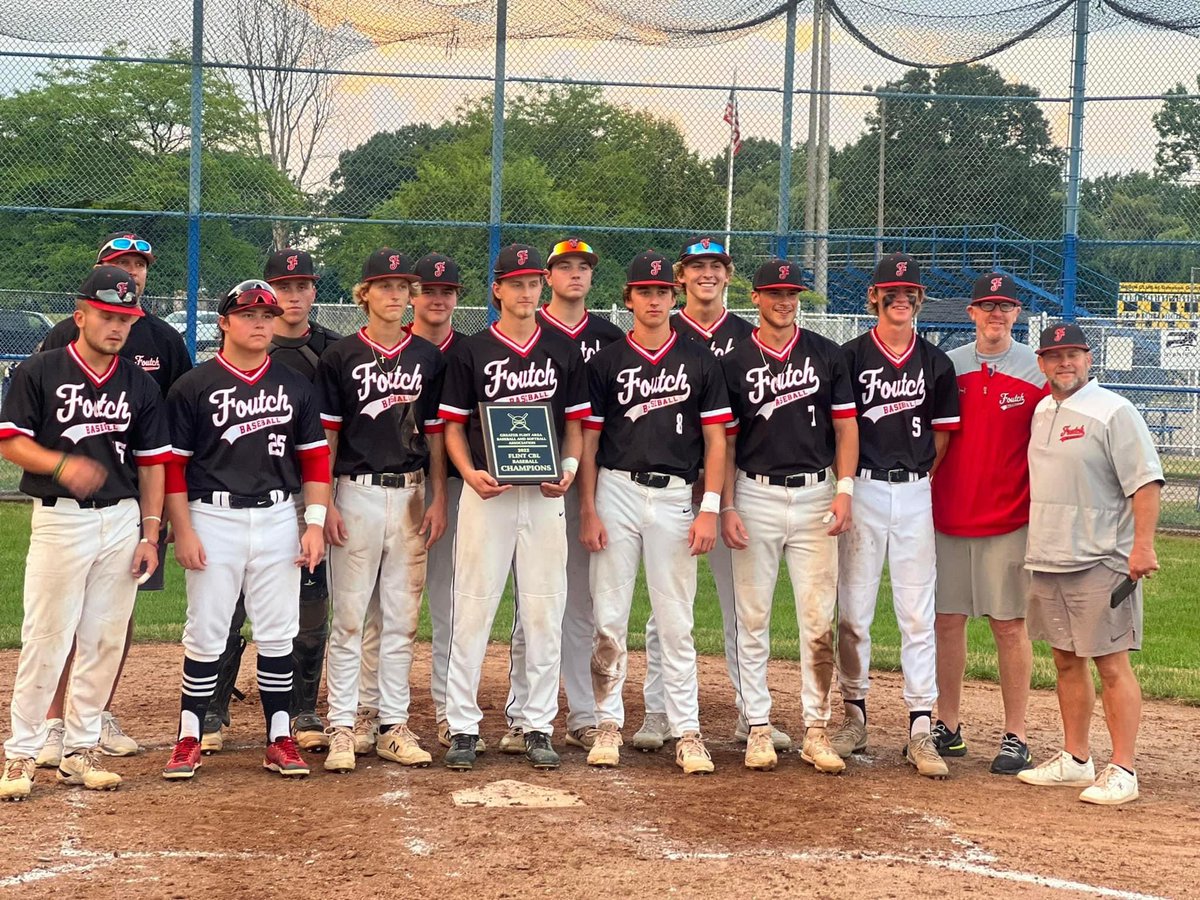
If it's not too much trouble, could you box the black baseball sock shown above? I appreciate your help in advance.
[845,698,866,725]
[257,653,294,742]
[179,656,220,739]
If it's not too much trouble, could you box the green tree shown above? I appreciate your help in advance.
[326,123,461,219]
[1153,75,1200,180]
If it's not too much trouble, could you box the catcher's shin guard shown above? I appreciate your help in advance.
[291,560,330,716]
[206,598,249,733]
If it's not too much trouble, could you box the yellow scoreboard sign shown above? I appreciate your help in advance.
[1117,283,1200,327]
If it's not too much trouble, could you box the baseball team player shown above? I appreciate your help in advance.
[161,280,330,781]
[658,236,792,753]
[931,273,1048,774]
[503,237,622,754]
[580,250,731,775]
[438,243,588,771]
[37,233,191,765]
[201,249,341,755]
[720,259,858,774]
[316,248,447,773]
[0,266,169,801]
[831,252,960,779]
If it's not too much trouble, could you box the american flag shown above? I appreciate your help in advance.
[724,86,742,156]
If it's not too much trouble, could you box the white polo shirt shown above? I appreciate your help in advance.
[1026,380,1163,574]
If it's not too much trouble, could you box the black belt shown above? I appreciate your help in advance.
[199,493,278,509]
[859,467,928,484]
[745,469,827,488]
[41,497,121,509]
[351,471,424,488]
[629,471,678,489]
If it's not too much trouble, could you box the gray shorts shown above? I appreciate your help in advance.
[1027,565,1142,658]
[934,527,1030,620]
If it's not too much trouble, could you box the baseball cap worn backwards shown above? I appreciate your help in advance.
[679,236,731,265]
[626,250,675,287]
[547,238,598,268]
[753,258,806,291]
[972,272,1019,305]
[415,253,461,288]
[219,279,283,317]
[97,232,155,265]
[264,249,318,283]
[872,252,922,290]
[79,265,145,317]
[1037,322,1090,355]
[362,248,418,283]
[493,244,544,280]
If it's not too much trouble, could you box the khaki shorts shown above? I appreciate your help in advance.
[1027,565,1142,658]
[935,527,1030,620]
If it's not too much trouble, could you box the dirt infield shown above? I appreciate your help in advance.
[1,643,1196,899]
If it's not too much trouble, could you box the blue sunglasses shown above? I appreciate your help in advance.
[682,240,726,257]
[102,237,153,255]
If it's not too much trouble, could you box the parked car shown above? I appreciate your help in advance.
[163,310,221,349]
[0,308,54,357]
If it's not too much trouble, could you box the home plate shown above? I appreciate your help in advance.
[451,779,585,809]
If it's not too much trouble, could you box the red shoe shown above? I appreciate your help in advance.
[264,737,310,777]
[163,737,202,780]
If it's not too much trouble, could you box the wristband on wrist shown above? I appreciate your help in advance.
[561,457,579,476]
[51,453,69,483]
[720,506,737,515]
[699,491,721,514]
[142,515,162,524]
[303,504,327,528]
[836,476,855,497]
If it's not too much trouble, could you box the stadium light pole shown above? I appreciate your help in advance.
[1062,0,1090,321]
[487,0,508,322]
[775,0,798,261]
[185,0,204,358]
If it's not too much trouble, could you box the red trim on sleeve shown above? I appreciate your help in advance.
[700,410,734,425]
[725,422,740,436]
[582,419,604,431]
[438,406,470,424]
[832,408,858,419]
[565,404,592,421]
[320,415,343,432]
[424,422,445,435]
[136,450,174,466]
[932,420,962,432]
[165,459,188,494]
[300,446,332,484]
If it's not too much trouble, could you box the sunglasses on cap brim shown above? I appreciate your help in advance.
[222,279,281,315]
[681,241,727,258]
[100,237,153,257]
[549,240,596,257]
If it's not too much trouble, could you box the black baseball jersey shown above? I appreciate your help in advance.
[537,306,623,363]
[41,313,192,398]
[0,344,172,501]
[670,307,753,358]
[269,321,341,383]
[315,328,446,477]
[438,323,590,472]
[842,328,961,472]
[723,328,857,476]
[168,354,328,498]
[584,331,732,482]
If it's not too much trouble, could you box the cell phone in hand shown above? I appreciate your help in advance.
[1110,576,1137,609]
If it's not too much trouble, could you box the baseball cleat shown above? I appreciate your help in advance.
[0,757,35,801]
[498,725,525,754]
[200,726,224,755]
[58,748,122,790]
[990,733,1033,775]
[324,726,357,773]
[36,719,64,769]
[524,731,561,770]
[263,736,310,777]
[1017,750,1095,788]
[829,717,868,758]
[905,732,950,779]
[565,726,597,750]
[444,733,478,770]
[98,712,140,757]
[292,713,330,752]
[376,724,432,767]
[743,725,778,771]
[631,713,671,751]
[735,717,793,752]
[354,709,380,755]
[676,732,714,775]
[586,722,622,768]
[163,737,203,780]
[1079,764,1139,806]
[931,720,967,758]
[801,727,846,774]
[438,719,485,753]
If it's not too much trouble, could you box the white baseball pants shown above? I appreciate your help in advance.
[836,476,938,711]
[445,484,567,736]
[181,498,300,660]
[326,477,428,727]
[506,488,595,732]
[590,469,700,736]
[5,499,140,759]
[732,475,838,728]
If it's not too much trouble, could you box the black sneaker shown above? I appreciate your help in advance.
[931,720,967,757]
[990,733,1033,775]
[444,733,478,770]
[524,731,561,770]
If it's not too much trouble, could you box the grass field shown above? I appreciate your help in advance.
[1,501,1198,703]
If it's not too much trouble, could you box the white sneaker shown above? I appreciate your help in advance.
[99,712,139,756]
[324,726,357,773]
[36,719,64,769]
[1017,750,1095,787]
[1079,764,1139,806]
[734,716,793,752]
[631,713,671,751]
[57,748,122,790]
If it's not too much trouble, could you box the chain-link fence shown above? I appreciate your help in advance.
[0,0,1198,520]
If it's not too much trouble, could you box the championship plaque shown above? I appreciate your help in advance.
[478,402,562,484]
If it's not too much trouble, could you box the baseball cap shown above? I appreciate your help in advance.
[218,279,283,317]
[626,250,675,287]
[362,248,418,283]
[1037,322,1090,355]
[546,238,598,268]
[493,244,544,280]
[264,249,318,283]
[872,252,923,290]
[78,265,145,318]
[97,232,155,265]
[752,258,806,291]
[414,252,461,288]
[679,236,732,265]
[971,272,1019,305]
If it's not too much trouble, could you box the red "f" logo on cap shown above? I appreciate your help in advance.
[1054,327,1066,342]
[116,281,129,296]
[388,254,400,270]
[779,265,790,280]
[700,238,711,249]
[516,249,529,266]
[433,261,446,278]
[286,255,299,271]
[896,261,908,277]
[991,277,1003,293]
[650,260,662,276]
